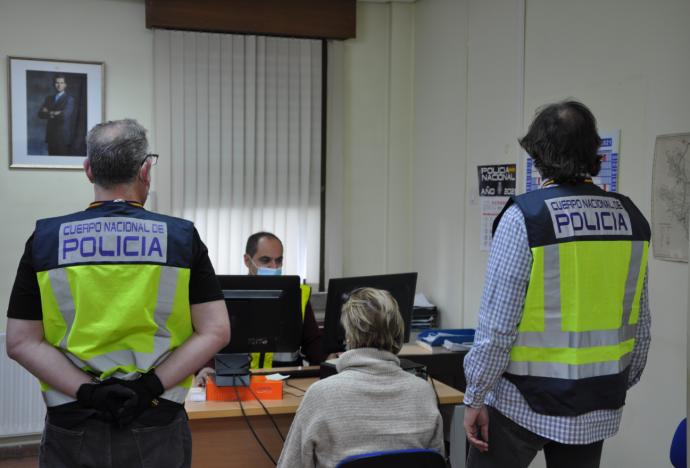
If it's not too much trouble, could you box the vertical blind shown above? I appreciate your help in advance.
[153,30,322,283]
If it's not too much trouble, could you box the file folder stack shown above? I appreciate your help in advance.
[411,293,438,332]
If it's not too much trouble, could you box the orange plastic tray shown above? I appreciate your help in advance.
[206,375,283,401]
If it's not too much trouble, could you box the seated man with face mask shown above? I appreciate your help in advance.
[242,231,323,368]
[195,232,324,384]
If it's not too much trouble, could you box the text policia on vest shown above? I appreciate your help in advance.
[59,217,168,264]
[546,195,632,239]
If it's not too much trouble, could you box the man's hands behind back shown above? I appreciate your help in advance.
[76,370,164,427]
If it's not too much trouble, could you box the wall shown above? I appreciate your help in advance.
[522,1,689,466]
[462,0,525,326]
[409,0,689,466]
[336,0,469,326]
[412,0,468,327]
[0,0,153,332]
[337,2,415,278]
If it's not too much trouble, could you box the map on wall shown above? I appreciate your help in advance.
[652,133,690,262]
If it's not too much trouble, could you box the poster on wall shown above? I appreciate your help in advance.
[478,164,516,251]
[9,57,104,169]
[524,130,620,192]
[651,133,690,262]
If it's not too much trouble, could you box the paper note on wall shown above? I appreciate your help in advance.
[478,164,516,251]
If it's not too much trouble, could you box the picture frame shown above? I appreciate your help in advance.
[8,57,104,169]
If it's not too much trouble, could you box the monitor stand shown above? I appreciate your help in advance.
[214,353,251,387]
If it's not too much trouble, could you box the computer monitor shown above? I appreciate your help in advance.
[216,275,303,354]
[321,272,418,354]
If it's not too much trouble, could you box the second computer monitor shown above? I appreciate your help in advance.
[216,275,303,354]
[322,272,417,354]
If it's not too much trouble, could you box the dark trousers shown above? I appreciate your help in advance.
[39,409,191,468]
[467,406,604,468]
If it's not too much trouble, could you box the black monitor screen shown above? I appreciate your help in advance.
[322,272,417,354]
[217,275,302,354]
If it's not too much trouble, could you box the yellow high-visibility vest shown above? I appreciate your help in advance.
[496,183,650,415]
[33,202,196,406]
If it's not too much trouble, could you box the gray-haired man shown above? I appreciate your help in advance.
[7,119,230,467]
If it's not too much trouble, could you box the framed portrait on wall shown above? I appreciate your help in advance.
[8,57,104,169]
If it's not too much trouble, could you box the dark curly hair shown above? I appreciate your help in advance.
[519,100,602,183]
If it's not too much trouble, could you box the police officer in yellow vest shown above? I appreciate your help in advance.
[243,232,324,369]
[463,101,651,468]
[6,119,230,467]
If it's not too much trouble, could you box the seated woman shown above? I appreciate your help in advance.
[277,287,444,468]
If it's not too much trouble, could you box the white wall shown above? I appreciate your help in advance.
[463,0,525,326]
[408,0,689,466]
[412,0,468,328]
[523,1,689,466]
[0,0,153,332]
[338,2,415,277]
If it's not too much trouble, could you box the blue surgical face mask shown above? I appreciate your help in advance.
[257,266,282,276]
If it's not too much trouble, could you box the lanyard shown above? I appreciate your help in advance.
[87,200,144,209]
[541,178,593,188]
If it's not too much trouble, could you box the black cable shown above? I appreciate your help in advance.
[235,385,277,466]
[284,380,308,393]
[247,385,285,442]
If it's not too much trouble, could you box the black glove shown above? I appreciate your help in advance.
[116,370,165,426]
[76,379,137,422]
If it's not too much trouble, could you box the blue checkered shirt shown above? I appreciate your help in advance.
[463,202,651,444]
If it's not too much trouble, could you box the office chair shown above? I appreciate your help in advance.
[670,418,686,468]
[336,448,446,468]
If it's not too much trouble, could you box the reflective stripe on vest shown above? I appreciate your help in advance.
[252,284,311,369]
[37,264,194,406]
[506,239,648,380]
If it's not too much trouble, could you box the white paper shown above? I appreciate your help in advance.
[442,339,472,351]
[480,196,510,251]
[265,373,290,381]
[188,387,206,402]
[414,293,436,308]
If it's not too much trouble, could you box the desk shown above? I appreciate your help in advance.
[186,377,464,468]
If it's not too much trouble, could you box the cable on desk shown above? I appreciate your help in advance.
[247,386,285,442]
[235,385,277,466]
[285,380,308,394]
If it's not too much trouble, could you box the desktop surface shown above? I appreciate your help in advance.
[185,376,463,419]
[185,375,464,468]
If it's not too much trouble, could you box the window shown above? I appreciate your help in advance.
[153,31,323,283]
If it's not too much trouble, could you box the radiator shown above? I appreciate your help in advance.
[0,334,45,437]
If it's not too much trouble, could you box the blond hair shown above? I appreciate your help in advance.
[340,287,404,354]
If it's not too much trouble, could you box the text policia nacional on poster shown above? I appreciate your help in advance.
[478,164,516,251]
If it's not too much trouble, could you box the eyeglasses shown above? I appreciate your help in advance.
[142,154,159,166]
